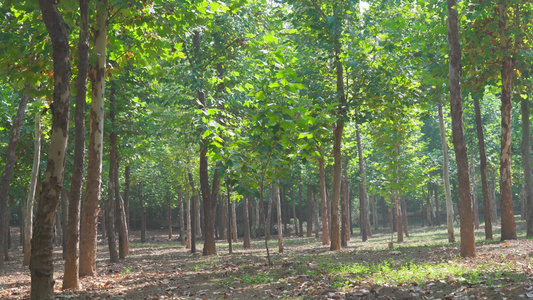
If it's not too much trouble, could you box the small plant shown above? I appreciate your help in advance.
[123,266,133,275]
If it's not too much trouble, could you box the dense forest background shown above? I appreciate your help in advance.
[1,0,533,298]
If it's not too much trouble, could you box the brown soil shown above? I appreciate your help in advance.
[1,224,533,299]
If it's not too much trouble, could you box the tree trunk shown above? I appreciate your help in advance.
[292,187,299,238]
[167,196,172,239]
[219,195,227,240]
[178,190,185,242]
[30,1,71,297]
[139,183,146,243]
[298,184,303,237]
[0,90,30,265]
[470,154,480,230]
[79,0,108,276]
[108,91,128,259]
[225,188,232,254]
[401,197,409,237]
[187,172,196,253]
[356,124,370,241]
[371,193,378,231]
[186,185,191,249]
[276,186,284,253]
[489,168,498,225]
[521,97,533,237]
[124,166,130,230]
[243,196,251,248]
[447,0,476,257]
[105,174,118,263]
[473,93,492,239]
[267,186,273,239]
[314,190,320,239]
[497,3,517,241]
[232,200,237,243]
[438,103,456,242]
[23,106,42,266]
[60,189,68,258]
[306,185,313,237]
[395,193,403,242]
[341,174,350,247]
[381,196,387,228]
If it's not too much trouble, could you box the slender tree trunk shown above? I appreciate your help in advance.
[298,184,303,237]
[0,90,30,265]
[306,185,313,237]
[60,189,68,258]
[178,190,185,242]
[267,186,273,239]
[401,197,408,237]
[187,172,196,253]
[167,196,172,239]
[521,97,533,237]
[243,196,251,248]
[356,124,370,241]
[341,174,350,247]
[447,0,476,257]
[23,107,41,266]
[219,195,227,240]
[109,92,128,259]
[232,200,237,243]
[473,92,493,238]
[275,185,284,253]
[371,193,378,231]
[115,164,128,258]
[227,187,232,254]
[30,1,71,296]
[330,33,346,250]
[489,168,498,225]
[438,103,456,242]
[292,187,299,238]
[124,166,130,230]
[79,0,108,276]
[139,183,146,243]
[395,193,403,242]
[381,196,387,228]
[186,184,191,249]
[105,172,118,263]
[314,190,320,239]
[470,154,480,230]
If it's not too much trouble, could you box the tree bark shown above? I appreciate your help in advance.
[306,185,313,237]
[60,189,68,258]
[232,200,238,243]
[139,183,146,243]
[267,186,273,239]
[124,166,130,229]
[276,185,284,253]
[178,189,185,242]
[0,90,30,265]
[401,197,408,237]
[186,182,191,249]
[79,0,108,276]
[227,187,232,254]
[23,106,41,266]
[497,2,517,241]
[341,174,350,247]
[105,169,118,263]
[110,92,128,258]
[356,124,370,241]
[521,97,533,237]
[318,156,330,245]
[30,1,71,297]
[438,103,456,242]
[187,172,196,253]
[470,154,480,230]
[243,196,251,248]
[298,184,303,237]
[447,0,476,257]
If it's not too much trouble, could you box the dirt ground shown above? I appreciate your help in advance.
[2,224,533,299]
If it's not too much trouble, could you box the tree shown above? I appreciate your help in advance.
[23,101,42,266]
[497,2,517,241]
[447,0,475,257]
[438,103,455,243]
[63,0,89,288]
[80,0,108,276]
[30,0,71,297]
[0,89,30,265]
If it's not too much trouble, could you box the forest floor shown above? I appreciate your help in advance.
[2,221,533,300]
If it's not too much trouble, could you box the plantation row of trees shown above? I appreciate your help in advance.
[1,0,533,298]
